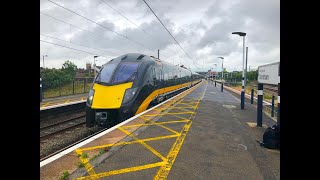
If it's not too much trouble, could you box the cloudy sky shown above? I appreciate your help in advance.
[40,0,279,72]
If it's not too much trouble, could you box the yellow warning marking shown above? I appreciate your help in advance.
[139,116,180,135]
[154,80,208,179]
[76,80,206,179]
[41,102,50,107]
[143,112,194,117]
[121,120,190,128]
[178,102,197,106]
[172,106,196,113]
[154,120,193,179]
[80,134,179,152]
[156,106,195,110]
[64,99,70,104]
[181,100,199,103]
[75,149,98,178]
[118,127,167,162]
[166,112,190,120]
[78,162,165,179]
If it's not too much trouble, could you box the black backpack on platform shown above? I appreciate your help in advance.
[260,125,280,149]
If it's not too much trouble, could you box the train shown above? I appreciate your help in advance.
[86,53,202,127]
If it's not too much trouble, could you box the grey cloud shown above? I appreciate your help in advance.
[40,0,279,71]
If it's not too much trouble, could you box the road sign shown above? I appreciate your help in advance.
[258,62,280,85]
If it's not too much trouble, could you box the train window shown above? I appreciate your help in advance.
[96,63,118,84]
[113,62,140,84]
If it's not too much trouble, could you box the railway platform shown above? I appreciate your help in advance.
[40,80,279,180]
[40,93,87,109]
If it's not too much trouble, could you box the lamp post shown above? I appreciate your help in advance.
[213,64,217,80]
[42,55,47,68]
[218,57,224,92]
[232,31,246,109]
[94,56,98,77]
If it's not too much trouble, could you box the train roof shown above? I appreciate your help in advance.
[105,53,202,75]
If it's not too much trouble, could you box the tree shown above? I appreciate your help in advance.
[61,60,77,78]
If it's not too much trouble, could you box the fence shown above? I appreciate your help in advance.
[41,77,95,99]
[223,80,278,119]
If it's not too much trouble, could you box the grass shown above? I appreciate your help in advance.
[43,82,92,98]
[81,153,88,159]
[59,171,70,180]
[77,161,85,168]
[263,93,273,100]
[89,149,108,161]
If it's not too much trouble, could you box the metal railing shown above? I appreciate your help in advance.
[222,80,278,119]
[41,77,94,99]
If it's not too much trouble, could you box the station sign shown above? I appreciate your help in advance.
[258,62,280,85]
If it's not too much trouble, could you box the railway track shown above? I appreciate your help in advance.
[40,115,86,141]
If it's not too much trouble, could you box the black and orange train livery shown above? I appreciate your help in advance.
[86,53,202,127]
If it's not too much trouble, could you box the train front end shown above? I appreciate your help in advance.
[86,55,142,127]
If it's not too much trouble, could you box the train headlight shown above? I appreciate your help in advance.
[122,87,138,104]
[87,89,95,106]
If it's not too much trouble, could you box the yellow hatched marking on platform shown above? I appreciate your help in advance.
[176,102,196,107]
[154,120,192,180]
[118,127,167,162]
[180,100,198,104]
[139,116,180,135]
[152,108,163,112]
[77,162,165,179]
[155,106,195,111]
[172,106,195,114]
[64,99,70,104]
[75,149,99,179]
[165,112,190,120]
[154,80,208,179]
[143,112,194,117]
[79,134,179,151]
[41,102,50,107]
[76,81,206,179]
[121,120,189,129]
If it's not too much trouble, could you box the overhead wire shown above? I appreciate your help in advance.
[47,0,155,53]
[99,0,180,62]
[40,33,113,55]
[40,39,109,58]
[141,0,200,68]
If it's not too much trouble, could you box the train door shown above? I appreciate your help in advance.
[157,62,165,96]
[153,61,162,97]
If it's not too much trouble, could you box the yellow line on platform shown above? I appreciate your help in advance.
[79,134,179,151]
[154,80,208,179]
[118,127,167,162]
[77,162,165,179]
[172,106,195,113]
[143,112,194,117]
[41,102,50,107]
[139,116,180,135]
[176,102,196,107]
[154,120,193,180]
[121,120,189,128]
[75,149,98,179]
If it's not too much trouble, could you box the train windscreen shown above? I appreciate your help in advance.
[95,63,118,84]
[113,62,140,84]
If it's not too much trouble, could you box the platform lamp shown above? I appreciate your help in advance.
[232,31,246,109]
[217,57,224,92]
[42,55,47,68]
[94,56,98,76]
